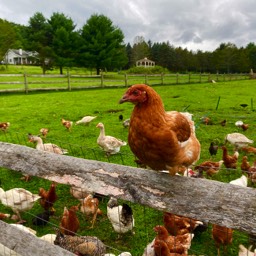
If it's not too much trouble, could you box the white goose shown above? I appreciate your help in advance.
[96,122,127,155]
[0,187,40,223]
[28,134,68,154]
[225,132,254,149]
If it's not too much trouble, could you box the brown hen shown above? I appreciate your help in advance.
[153,239,188,256]
[61,118,73,131]
[194,160,224,177]
[240,156,251,174]
[221,146,239,169]
[0,122,10,132]
[79,194,102,228]
[60,205,80,236]
[119,84,200,176]
[163,212,203,236]
[154,225,194,254]
[39,182,57,211]
[212,224,233,256]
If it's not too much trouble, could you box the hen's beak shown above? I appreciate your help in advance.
[119,94,128,104]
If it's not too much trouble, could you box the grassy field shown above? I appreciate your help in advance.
[0,79,255,255]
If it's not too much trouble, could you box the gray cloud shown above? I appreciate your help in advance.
[0,0,256,51]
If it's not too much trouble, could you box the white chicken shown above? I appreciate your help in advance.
[239,244,256,256]
[96,123,127,155]
[107,197,135,235]
[0,188,41,223]
[28,134,68,154]
[229,175,248,187]
[225,133,254,149]
[75,116,97,125]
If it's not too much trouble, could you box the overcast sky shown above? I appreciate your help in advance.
[1,0,255,52]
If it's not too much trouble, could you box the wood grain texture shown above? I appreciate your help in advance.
[0,142,256,235]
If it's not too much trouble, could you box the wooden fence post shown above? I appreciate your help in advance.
[176,73,179,84]
[67,69,71,91]
[161,73,164,85]
[145,74,148,84]
[101,72,104,87]
[24,72,28,94]
[124,73,128,87]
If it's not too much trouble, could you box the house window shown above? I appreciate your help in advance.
[9,59,12,63]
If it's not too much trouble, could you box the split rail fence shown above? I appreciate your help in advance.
[0,142,256,255]
[0,72,249,94]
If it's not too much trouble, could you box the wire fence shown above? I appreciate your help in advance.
[0,128,256,255]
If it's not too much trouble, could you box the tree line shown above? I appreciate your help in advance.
[0,12,256,74]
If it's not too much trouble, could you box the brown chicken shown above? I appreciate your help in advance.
[221,146,239,169]
[61,118,73,131]
[241,146,256,154]
[212,224,233,256]
[0,122,10,132]
[240,156,251,174]
[60,205,80,236]
[163,212,203,236]
[39,182,57,211]
[79,194,102,228]
[119,84,201,176]
[240,123,249,131]
[0,213,10,220]
[154,225,194,254]
[153,239,188,256]
[39,128,49,138]
[194,160,224,177]
[249,161,256,183]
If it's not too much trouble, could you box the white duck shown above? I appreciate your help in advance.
[28,134,68,154]
[0,187,41,223]
[225,132,254,149]
[75,116,97,125]
[96,122,127,155]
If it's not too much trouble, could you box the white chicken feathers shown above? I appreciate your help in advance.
[107,197,134,234]
[225,133,254,149]
[96,123,127,155]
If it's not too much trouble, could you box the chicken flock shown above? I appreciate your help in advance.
[0,83,256,255]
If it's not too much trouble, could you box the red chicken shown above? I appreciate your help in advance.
[212,224,233,256]
[241,146,256,154]
[194,160,224,177]
[0,122,10,132]
[61,118,73,131]
[153,239,188,256]
[79,194,102,228]
[240,156,251,174]
[163,212,203,236]
[60,205,80,236]
[39,182,58,211]
[119,84,200,176]
[154,225,194,254]
[221,146,239,169]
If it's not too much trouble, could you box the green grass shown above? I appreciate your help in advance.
[0,79,256,255]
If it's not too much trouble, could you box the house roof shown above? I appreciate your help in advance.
[6,49,38,58]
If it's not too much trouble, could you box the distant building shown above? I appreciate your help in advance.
[136,57,155,68]
[3,49,39,65]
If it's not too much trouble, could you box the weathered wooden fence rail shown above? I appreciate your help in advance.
[0,72,249,93]
[0,142,255,235]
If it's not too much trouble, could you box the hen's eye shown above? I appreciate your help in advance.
[132,90,139,96]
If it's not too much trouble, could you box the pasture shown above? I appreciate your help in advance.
[0,79,255,255]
